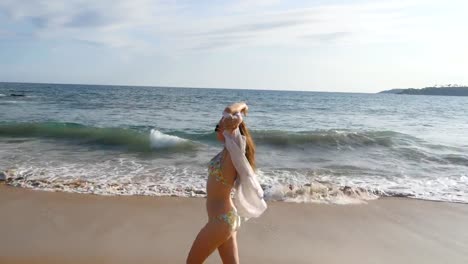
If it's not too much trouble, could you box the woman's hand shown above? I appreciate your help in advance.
[222,102,247,133]
[225,102,248,116]
[223,114,243,132]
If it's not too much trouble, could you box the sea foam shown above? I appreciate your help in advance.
[150,129,188,149]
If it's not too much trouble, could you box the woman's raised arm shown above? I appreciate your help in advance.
[222,102,248,133]
[224,102,248,116]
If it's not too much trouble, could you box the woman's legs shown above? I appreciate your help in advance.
[186,220,232,264]
[217,231,239,264]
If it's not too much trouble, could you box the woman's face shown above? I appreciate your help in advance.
[215,119,225,142]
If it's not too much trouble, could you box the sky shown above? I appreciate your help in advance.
[0,0,467,93]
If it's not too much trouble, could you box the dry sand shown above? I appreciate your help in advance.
[1,185,467,264]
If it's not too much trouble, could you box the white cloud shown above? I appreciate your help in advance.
[173,1,423,51]
[0,0,183,49]
[225,0,282,12]
[0,0,462,54]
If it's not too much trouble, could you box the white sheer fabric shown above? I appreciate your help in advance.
[223,124,267,219]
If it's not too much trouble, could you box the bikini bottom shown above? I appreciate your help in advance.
[211,208,241,231]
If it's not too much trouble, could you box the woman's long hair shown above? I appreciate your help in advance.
[239,121,256,170]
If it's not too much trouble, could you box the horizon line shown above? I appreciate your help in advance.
[0,81,379,94]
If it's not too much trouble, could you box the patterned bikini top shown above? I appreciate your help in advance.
[208,150,231,186]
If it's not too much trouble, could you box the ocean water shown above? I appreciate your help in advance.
[1,82,467,204]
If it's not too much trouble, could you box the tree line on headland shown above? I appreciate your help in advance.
[379,85,468,96]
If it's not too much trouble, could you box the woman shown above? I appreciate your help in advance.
[186,102,267,264]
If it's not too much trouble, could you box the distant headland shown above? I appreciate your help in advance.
[379,84,468,96]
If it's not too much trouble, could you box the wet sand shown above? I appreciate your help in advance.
[1,185,467,264]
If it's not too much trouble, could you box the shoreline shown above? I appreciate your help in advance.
[1,185,467,263]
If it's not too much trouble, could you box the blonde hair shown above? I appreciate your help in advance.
[238,121,256,170]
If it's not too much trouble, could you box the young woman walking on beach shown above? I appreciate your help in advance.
[186,102,267,264]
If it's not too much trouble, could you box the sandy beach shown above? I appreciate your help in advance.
[0,184,467,264]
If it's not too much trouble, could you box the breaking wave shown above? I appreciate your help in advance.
[0,122,194,152]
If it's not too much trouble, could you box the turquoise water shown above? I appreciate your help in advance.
[1,82,467,203]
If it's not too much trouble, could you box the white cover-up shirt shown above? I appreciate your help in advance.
[223,128,267,219]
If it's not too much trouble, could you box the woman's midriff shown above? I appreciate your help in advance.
[206,197,234,218]
[206,179,235,218]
